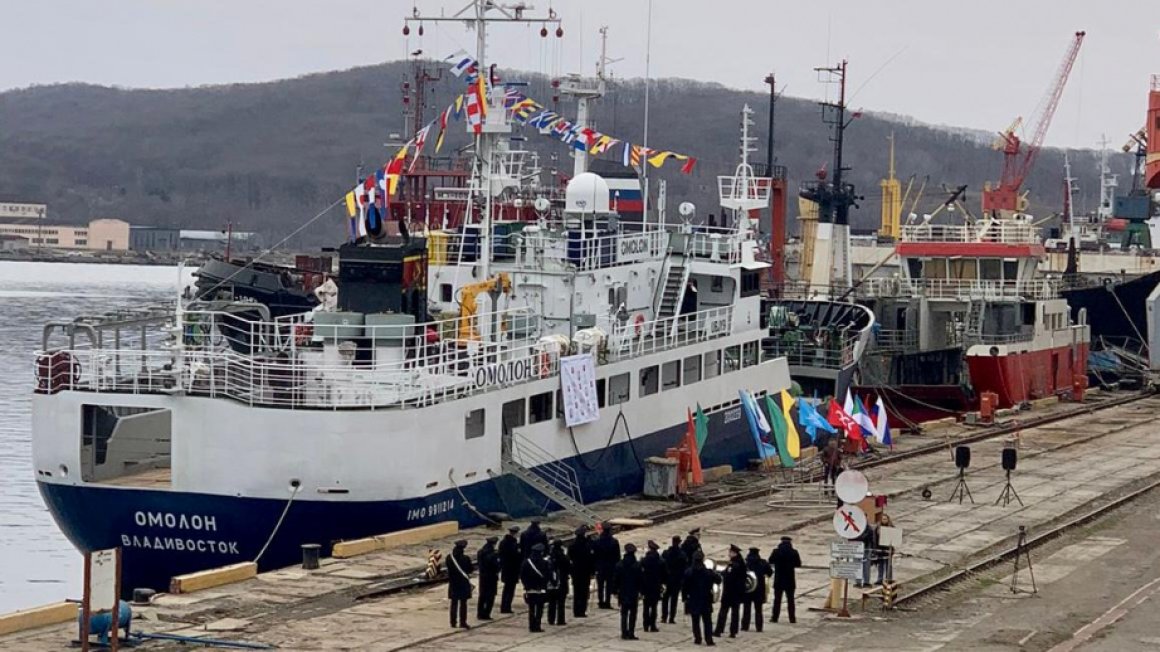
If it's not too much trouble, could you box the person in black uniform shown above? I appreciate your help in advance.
[680,528,703,562]
[740,546,772,632]
[498,525,522,613]
[520,519,548,559]
[661,535,688,624]
[614,543,642,640]
[520,542,550,632]
[714,545,746,639]
[682,550,720,646]
[446,539,475,629]
[567,525,594,618]
[594,523,620,609]
[640,540,664,632]
[769,536,802,623]
[476,536,500,621]
[547,539,571,626]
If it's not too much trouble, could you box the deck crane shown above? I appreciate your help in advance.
[982,31,1085,217]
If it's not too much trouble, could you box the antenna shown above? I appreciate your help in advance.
[1097,134,1118,221]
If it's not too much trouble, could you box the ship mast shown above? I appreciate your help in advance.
[559,26,620,178]
[1097,134,1118,221]
[405,1,561,279]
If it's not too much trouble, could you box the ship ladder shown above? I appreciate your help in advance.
[499,431,601,525]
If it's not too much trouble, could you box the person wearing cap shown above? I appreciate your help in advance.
[546,539,571,626]
[594,523,621,609]
[682,550,720,646]
[662,535,688,624]
[768,536,802,623]
[568,525,595,618]
[614,542,643,640]
[520,519,548,560]
[640,540,664,632]
[520,542,550,632]
[681,528,702,561]
[476,536,500,621]
[741,546,772,632]
[713,544,746,638]
[499,525,522,613]
[446,540,475,629]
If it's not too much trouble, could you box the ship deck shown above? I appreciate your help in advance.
[101,467,171,489]
[7,391,1160,650]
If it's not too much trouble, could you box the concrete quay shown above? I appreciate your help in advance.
[4,394,1160,651]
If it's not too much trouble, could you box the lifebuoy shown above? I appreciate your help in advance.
[35,351,80,393]
[633,313,646,337]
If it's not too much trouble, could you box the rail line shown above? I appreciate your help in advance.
[894,472,1160,607]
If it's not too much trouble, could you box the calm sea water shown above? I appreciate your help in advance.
[0,261,192,613]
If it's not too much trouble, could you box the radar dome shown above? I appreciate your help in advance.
[565,172,611,215]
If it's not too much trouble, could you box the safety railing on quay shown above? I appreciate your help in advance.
[36,304,736,410]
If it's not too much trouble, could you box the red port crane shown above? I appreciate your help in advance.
[982,31,1086,216]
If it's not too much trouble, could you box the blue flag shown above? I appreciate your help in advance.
[796,397,836,441]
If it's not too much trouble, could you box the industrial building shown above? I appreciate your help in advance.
[0,218,129,251]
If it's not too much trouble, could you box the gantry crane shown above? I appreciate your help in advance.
[982,31,1086,216]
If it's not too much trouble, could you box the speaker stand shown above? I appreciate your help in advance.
[948,468,974,504]
[994,469,1023,507]
[1010,525,1037,595]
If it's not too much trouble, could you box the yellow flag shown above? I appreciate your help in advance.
[781,389,802,458]
[344,191,357,218]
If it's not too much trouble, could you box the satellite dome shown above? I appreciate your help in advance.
[565,172,611,215]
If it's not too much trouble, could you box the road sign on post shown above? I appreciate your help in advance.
[833,504,868,540]
[829,560,862,580]
[830,541,866,559]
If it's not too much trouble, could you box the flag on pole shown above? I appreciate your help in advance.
[685,409,704,486]
[474,74,488,118]
[843,389,854,416]
[873,396,893,448]
[465,90,483,135]
[763,395,794,467]
[454,94,465,119]
[828,399,862,441]
[680,157,698,175]
[385,144,409,196]
[796,397,836,442]
[693,404,709,453]
[852,395,877,441]
[344,191,357,218]
[780,389,802,458]
[740,390,777,460]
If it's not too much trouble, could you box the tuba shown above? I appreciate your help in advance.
[744,570,758,594]
[704,559,726,603]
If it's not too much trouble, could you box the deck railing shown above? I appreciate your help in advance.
[900,221,1041,245]
[858,277,1059,301]
[36,304,735,410]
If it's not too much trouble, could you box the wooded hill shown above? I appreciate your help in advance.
[0,60,1132,246]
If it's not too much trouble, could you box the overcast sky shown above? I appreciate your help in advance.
[5,1,1158,150]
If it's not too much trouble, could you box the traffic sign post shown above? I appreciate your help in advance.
[833,504,867,540]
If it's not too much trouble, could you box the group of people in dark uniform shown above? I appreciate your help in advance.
[445,521,804,645]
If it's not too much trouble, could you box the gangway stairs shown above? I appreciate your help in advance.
[500,432,601,525]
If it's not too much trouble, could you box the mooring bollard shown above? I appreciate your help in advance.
[301,543,321,570]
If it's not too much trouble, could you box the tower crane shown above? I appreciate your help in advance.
[982,31,1085,217]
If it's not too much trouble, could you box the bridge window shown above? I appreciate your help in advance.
[441,283,453,302]
[529,392,553,424]
[980,259,1002,280]
[703,350,720,379]
[596,378,606,408]
[740,270,761,297]
[640,365,659,397]
[684,355,702,384]
[662,360,681,391]
[609,373,630,405]
[465,408,486,440]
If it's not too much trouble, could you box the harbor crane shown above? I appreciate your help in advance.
[982,31,1085,216]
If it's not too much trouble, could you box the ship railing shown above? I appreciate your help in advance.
[763,334,858,370]
[858,277,1060,301]
[676,226,748,265]
[871,328,919,353]
[901,222,1041,245]
[36,304,735,409]
[519,229,669,271]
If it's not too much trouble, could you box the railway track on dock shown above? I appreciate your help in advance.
[894,471,1160,608]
